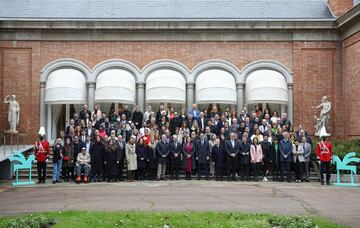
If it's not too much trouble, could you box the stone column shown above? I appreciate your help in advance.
[236,82,245,114]
[47,104,52,141]
[40,82,46,128]
[136,82,145,112]
[87,82,95,111]
[280,104,285,115]
[287,84,294,123]
[186,82,195,112]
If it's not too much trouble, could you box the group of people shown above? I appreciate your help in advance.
[34,103,333,185]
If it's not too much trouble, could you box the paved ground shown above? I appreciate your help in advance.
[0,181,359,227]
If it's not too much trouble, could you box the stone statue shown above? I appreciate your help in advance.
[4,95,20,133]
[312,96,331,137]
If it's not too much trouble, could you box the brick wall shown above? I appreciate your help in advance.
[343,32,360,138]
[328,0,354,17]
[0,39,352,143]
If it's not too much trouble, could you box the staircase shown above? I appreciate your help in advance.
[15,147,321,182]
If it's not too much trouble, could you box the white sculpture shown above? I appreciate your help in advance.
[4,95,20,133]
[313,96,331,137]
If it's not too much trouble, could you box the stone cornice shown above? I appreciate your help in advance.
[336,4,360,28]
[0,20,337,31]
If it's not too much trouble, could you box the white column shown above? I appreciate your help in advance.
[47,104,52,141]
[136,82,145,112]
[87,82,95,111]
[287,84,294,123]
[65,104,70,129]
[186,82,195,112]
[40,82,46,128]
[281,104,285,115]
[236,82,245,114]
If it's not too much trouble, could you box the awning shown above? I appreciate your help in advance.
[196,69,236,104]
[45,68,86,104]
[146,69,186,104]
[245,70,288,104]
[95,69,136,103]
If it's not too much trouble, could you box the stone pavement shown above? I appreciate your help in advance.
[0,181,359,227]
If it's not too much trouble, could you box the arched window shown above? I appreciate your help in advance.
[95,69,136,104]
[146,69,186,104]
[245,69,288,105]
[45,68,86,104]
[196,69,236,104]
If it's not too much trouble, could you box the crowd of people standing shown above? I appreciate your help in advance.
[34,103,333,185]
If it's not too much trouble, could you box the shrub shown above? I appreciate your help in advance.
[312,138,360,173]
[268,215,313,228]
[0,214,55,228]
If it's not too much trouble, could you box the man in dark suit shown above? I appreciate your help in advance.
[211,138,226,181]
[132,105,143,130]
[169,135,182,180]
[79,104,91,120]
[197,112,208,133]
[156,134,170,180]
[115,135,126,181]
[85,121,96,140]
[280,132,293,182]
[225,132,240,181]
[239,134,251,181]
[260,134,272,181]
[195,133,210,180]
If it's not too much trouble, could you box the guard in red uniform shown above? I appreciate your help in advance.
[35,127,50,184]
[315,136,333,185]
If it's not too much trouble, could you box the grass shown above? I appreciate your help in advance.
[0,211,346,228]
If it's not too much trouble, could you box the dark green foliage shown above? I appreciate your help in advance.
[0,214,56,228]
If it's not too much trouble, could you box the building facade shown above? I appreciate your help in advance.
[0,0,360,142]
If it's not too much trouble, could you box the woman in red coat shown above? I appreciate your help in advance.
[316,136,333,185]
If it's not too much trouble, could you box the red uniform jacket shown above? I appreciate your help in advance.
[316,141,333,162]
[35,140,50,162]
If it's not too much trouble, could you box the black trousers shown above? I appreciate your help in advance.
[272,162,280,181]
[197,164,209,178]
[252,162,261,181]
[227,157,237,179]
[170,158,181,178]
[147,167,157,180]
[215,167,224,180]
[62,167,72,180]
[320,161,331,183]
[128,170,135,181]
[263,159,270,177]
[37,162,46,182]
[118,160,124,180]
[240,163,250,180]
[281,161,291,181]
[294,160,304,181]
[137,168,146,180]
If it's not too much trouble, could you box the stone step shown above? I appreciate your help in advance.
[14,149,321,182]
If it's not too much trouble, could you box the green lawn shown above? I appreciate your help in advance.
[0,211,346,228]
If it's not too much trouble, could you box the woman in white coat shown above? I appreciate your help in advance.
[292,138,305,183]
[125,135,137,182]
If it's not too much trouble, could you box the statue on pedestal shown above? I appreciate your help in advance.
[313,96,331,137]
[4,95,20,133]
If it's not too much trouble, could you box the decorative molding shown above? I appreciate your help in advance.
[191,59,240,83]
[91,59,140,82]
[240,60,293,84]
[141,59,190,82]
[40,58,91,82]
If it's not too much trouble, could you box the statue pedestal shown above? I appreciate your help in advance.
[315,126,331,137]
[5,130,18,134]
